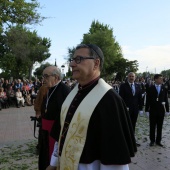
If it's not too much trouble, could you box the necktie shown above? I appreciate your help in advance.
[156,85,160,95]
[131,84,135,96]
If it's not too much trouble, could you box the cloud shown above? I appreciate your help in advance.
[122,45,170,73]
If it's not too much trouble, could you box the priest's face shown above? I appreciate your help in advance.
[70,48,100,86]
[42,66,59,88]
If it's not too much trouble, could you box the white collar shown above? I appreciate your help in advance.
[128,82,134,86]
[155,84,161,87]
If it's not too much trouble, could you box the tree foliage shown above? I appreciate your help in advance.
[82,20,123,78]
[67,47,76,59]
[113,58,138,81]
[67,20,139,80]
[33,62,51,79]
[0,0,49,79]
[0,0,43,27]
[161,69,170,78]
[1,26,51,78]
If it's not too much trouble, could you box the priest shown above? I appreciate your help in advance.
[39,66,70,170]
[47,44,137,170]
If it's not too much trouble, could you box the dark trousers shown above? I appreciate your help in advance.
[8,96,18,106]
[129,110,139,133]
[149,114,164,143]
[38,129,49,170]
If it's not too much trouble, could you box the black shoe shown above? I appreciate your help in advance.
[22,105,25,107]
[136,142,141,147]
[17,106,20,108]
[150,142,154,146]
[156,142,164,147]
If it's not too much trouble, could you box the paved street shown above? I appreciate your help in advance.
[0,106,36,148]
[0,106,170,169]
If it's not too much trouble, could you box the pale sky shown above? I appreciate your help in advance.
[33,0,170,74]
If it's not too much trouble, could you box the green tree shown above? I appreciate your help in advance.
[82,20,123,79]
[66,67,72,78]
[1,26,51,78]
[161,69,170,77]
[64,47,75,78]
[114,59,138,81]
[67,47,76,59]
[33,62,51,79]
[26,30,51,79]
[0,0,43,27]
[66,20,139,80]
[0,0,45,68]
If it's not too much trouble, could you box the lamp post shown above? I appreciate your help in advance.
[61,65,65,78]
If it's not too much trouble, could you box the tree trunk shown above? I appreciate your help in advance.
[29,65,33,80]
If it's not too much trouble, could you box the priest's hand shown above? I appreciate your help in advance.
[142,92,146,97]
[46,165,57,170]
[165,112,170,117]
[145,112,149,118]
[139,110,144,116]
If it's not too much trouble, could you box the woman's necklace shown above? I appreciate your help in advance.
[45,84,58,113]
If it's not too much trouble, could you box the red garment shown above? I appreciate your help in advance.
[42,118,55,159]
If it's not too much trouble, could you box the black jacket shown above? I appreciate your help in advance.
[119,82,143,111]
[51,82,136,165]
[145,84,169,114]
[42,81,71,120]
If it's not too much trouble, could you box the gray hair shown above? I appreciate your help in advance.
[51,67,62,80]
[44,66,62,80]
[128,72,135,76]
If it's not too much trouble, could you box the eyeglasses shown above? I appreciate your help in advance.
[69,56,95,64]
[42,74,54,79]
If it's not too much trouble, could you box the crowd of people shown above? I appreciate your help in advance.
[0,78,42,110]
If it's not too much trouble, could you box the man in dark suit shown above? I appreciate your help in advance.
[145,74,169,147]
[119,72,143,147]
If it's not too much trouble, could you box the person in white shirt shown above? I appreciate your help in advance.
[15,88,25,107]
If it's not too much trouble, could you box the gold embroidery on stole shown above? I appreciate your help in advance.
[58,79,112,170]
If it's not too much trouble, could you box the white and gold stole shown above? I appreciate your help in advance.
[58,78,112,170]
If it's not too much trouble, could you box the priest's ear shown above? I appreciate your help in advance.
[94,58,100,69]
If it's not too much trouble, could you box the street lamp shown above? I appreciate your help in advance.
[61,65,65,78]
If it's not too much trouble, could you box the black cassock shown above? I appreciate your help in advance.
[51,80,137,165]
[39,82,70,170]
